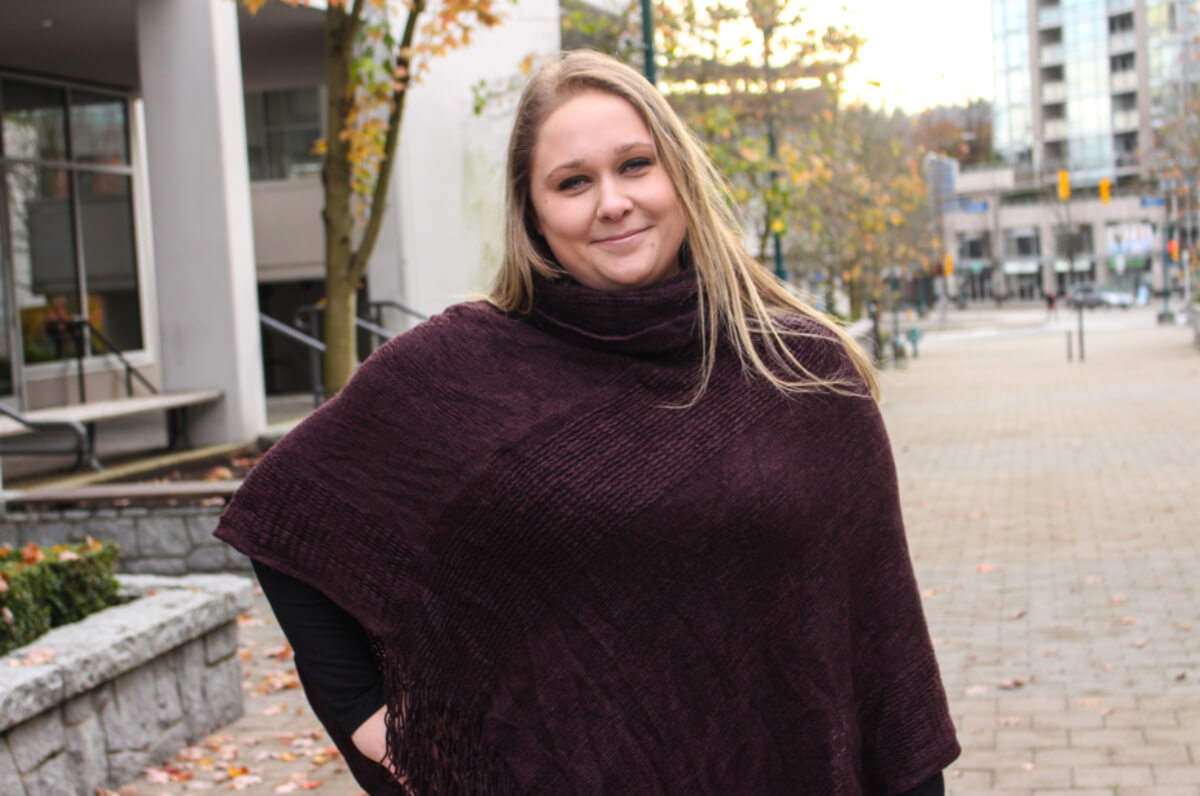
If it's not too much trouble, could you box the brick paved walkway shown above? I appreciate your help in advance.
[118,317,1200,795]
[884,321,1200,794]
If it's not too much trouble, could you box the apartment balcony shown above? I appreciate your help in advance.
[1043,81,1067,103]
[1038,5,1063,28]
[1040,44,1065,65]
[1111,70,1138,93]
[1112,109,1139,131]
[1109,30,1136,53]
[1044,118,1068,140]
[1107,0,1134,11]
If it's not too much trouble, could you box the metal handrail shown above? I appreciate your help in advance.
[366,299,428,322]
[46,316,159,404]
[355,316,393,341]
[83,320,159,396]
[0,404,98,471]
[294,303,401,355]
[260,313,326,352]
[260,313,326,408]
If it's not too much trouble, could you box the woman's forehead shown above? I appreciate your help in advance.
[532,92,654,166]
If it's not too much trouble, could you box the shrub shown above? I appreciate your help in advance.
[0,538,120,657]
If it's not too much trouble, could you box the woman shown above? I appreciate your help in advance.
[217,50,959,794]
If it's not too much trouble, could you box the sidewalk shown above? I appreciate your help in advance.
[885,321,1200,793]
[117,321,1200,795]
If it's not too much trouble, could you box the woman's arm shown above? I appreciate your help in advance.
[899,771,944,796]
[350,705,390,765]
[251,560,388,758]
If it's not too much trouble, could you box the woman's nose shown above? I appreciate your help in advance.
[596,177,632,220]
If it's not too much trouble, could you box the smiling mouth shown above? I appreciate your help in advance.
[594,228,648,246]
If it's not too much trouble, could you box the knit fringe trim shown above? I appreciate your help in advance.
[380,648,525,795]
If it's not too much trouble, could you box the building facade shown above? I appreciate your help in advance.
[944,0,1196,301]
[0,0,559,473]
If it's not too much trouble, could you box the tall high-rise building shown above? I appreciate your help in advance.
[940,0,1197,304]
[991,0,1198,184]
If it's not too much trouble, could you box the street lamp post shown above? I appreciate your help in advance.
[762,25,786,282]
[640,0,655,84]
[1165,185,1176,319]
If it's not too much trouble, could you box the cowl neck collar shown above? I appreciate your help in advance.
[527,268,700,356]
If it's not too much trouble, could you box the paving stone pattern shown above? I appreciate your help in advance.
[881,323,1200,794]
[118,321,1200,795]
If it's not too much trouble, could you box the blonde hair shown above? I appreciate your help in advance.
[488,50,879,401]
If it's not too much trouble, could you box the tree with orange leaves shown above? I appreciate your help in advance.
[242,0,503,397]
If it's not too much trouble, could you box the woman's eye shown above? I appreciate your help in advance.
[557,175,588,191]
[622,157,652,173]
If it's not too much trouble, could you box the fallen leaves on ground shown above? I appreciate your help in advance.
[7,647,56,667]
[257,668,302,695]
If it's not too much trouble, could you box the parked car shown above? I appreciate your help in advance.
[1065,283,1133,309]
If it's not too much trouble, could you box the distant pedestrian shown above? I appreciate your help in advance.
[1046,289,1058,319]
[217,50,959,795]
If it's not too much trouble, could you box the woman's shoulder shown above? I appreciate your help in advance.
[372,300,516,361]
[769,311,864,381]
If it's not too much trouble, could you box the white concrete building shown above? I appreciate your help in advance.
[0,0,559,475]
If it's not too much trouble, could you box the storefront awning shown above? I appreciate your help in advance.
[1108,256,1148,271]
[1053,258,1092,273]
[1003,260,1040,275]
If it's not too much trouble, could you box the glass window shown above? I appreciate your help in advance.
[77,172,141,353]
[245,87,322,181]
[69,90,129,166]
[1,76,144,371]
[1005,228,1041,257]
[264,88,318,128]
[2,79,67,162]
[265,129,322,180]
[6,165,81,364]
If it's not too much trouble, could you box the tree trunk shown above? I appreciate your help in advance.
[323,273,358,398]
[321,6,357,399]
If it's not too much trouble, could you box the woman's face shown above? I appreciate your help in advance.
[528,91,687,292]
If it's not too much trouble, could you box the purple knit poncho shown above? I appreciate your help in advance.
[215,270,959,794]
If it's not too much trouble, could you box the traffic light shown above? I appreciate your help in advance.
[1057,169,1070,201]
[1099,178,1111,203]
[944,253,955,277]
[1168,239,1179,261]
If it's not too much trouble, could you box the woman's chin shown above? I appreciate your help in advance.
[590,261,680,292]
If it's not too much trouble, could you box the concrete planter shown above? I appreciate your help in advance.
[0,506,247,576]
[0,574,252,795]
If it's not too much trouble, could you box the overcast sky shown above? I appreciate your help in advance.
[806,0,995,111]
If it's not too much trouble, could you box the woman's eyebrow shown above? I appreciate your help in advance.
[544,141,655,181]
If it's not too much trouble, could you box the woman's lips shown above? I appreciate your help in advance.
[593,227,648,248]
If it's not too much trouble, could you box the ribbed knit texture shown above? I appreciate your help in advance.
[215,269,960,795]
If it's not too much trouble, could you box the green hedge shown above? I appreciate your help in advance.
[0,539,120,657]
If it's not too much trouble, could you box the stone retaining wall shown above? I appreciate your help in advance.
[0,506,247,575]
[0,573,253,795]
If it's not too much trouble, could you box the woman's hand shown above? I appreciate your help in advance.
[351,705,390,766]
